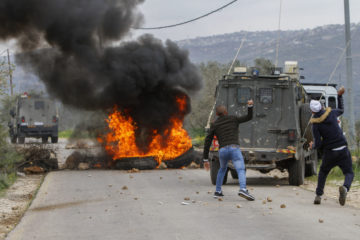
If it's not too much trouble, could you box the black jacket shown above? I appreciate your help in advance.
[203,107,253,159]
[311,95,347,150]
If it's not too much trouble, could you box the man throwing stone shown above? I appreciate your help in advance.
[309,86,354,206]
[203,100,255,201]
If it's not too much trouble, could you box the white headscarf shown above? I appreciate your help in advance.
[310,100,322,113]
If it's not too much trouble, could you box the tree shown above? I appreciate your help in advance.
[0,56,22,190]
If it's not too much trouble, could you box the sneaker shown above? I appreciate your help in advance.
[314,195,321,205]
[339,186,347,206]
[238,189,255,201]
[213,191,224,198]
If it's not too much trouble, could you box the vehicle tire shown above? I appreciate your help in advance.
[288,156,305,186]
[18,137,25,144]
[51,137,58,144]
[305,150,318,177]
[42,136,48,144]
[210,158,228,185]
[230,169,238,179]
[300,103,313,142]
[164,148,194,168]
[115,157,158,170]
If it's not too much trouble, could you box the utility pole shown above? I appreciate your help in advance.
[344,0,355,147]
[6,49,13,96]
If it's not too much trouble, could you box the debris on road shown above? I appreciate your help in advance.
[276,185,280,188]
[122,186,128,190]
[127,168,140,173]
[184,197,190,201]
[267,197,273,202]
[280,204,286,208]
[218,198,223,202]
[262,200,267,204]
[23,166,45,174]
[181,202,190,205]
[64,151,84,169]
[17,145,58,173]
[196,191,199,194]
[159,177,163,180]
[187,162,200,169]
[78,162,90,170]
[319,219,324,223]
[65,140,92,149]
[236,204,242,208]
[158,162,167,169]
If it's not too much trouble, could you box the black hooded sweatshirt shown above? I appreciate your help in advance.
[311,95,347,150]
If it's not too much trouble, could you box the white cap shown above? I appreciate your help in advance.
[310,100,322,112]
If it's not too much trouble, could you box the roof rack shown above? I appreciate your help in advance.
[301,83,337,88]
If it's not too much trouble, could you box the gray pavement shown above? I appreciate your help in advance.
[6,169,360,240]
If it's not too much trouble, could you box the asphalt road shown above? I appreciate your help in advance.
[6,169,360,240]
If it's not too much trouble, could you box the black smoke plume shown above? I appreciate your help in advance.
[0,0,202,150]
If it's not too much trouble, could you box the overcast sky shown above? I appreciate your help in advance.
[132,0,360,41]
[1,0,360,53]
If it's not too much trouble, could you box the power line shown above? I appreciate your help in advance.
[133,0,239,30]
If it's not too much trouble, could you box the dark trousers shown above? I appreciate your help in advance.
[316,147,354,196]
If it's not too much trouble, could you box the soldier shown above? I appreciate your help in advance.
[309,87,354,206]
[203,100,255,201]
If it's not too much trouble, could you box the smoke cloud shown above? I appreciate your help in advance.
[0,0,202,150]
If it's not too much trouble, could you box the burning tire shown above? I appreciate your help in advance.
[164,148,194,169]
[114,157,158,170]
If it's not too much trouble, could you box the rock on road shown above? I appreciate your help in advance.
[6,169,360,240]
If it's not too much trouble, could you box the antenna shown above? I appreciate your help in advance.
[275,0,283,67]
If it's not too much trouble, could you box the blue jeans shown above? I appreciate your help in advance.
[216,145,246,192]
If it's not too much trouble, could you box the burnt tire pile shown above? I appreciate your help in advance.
[64,147,199,170]
[113,147,196,170]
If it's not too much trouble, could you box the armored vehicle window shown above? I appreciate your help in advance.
[259,88,273,104]
[237,88,251,104]
[35,101,45,110]
[328,96,336,109]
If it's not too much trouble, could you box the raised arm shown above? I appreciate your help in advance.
[333,86,345,117]
[236,100,254,124]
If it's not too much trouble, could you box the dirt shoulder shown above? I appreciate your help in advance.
[302,179,360,208]
[0,174,44,240]
[267,169,360,208]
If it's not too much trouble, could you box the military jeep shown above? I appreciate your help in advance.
[207,61,317,186]
[9,94,59,144]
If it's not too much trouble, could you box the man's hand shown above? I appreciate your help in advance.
[338,86,345,96]
[203,160,210,171]
[308,141,313,150]
[247,99,254,107]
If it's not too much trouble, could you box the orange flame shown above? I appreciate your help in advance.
[99,96,192,164]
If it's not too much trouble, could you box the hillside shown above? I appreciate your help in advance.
[178,24,360,118]
[9,24,360,118]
